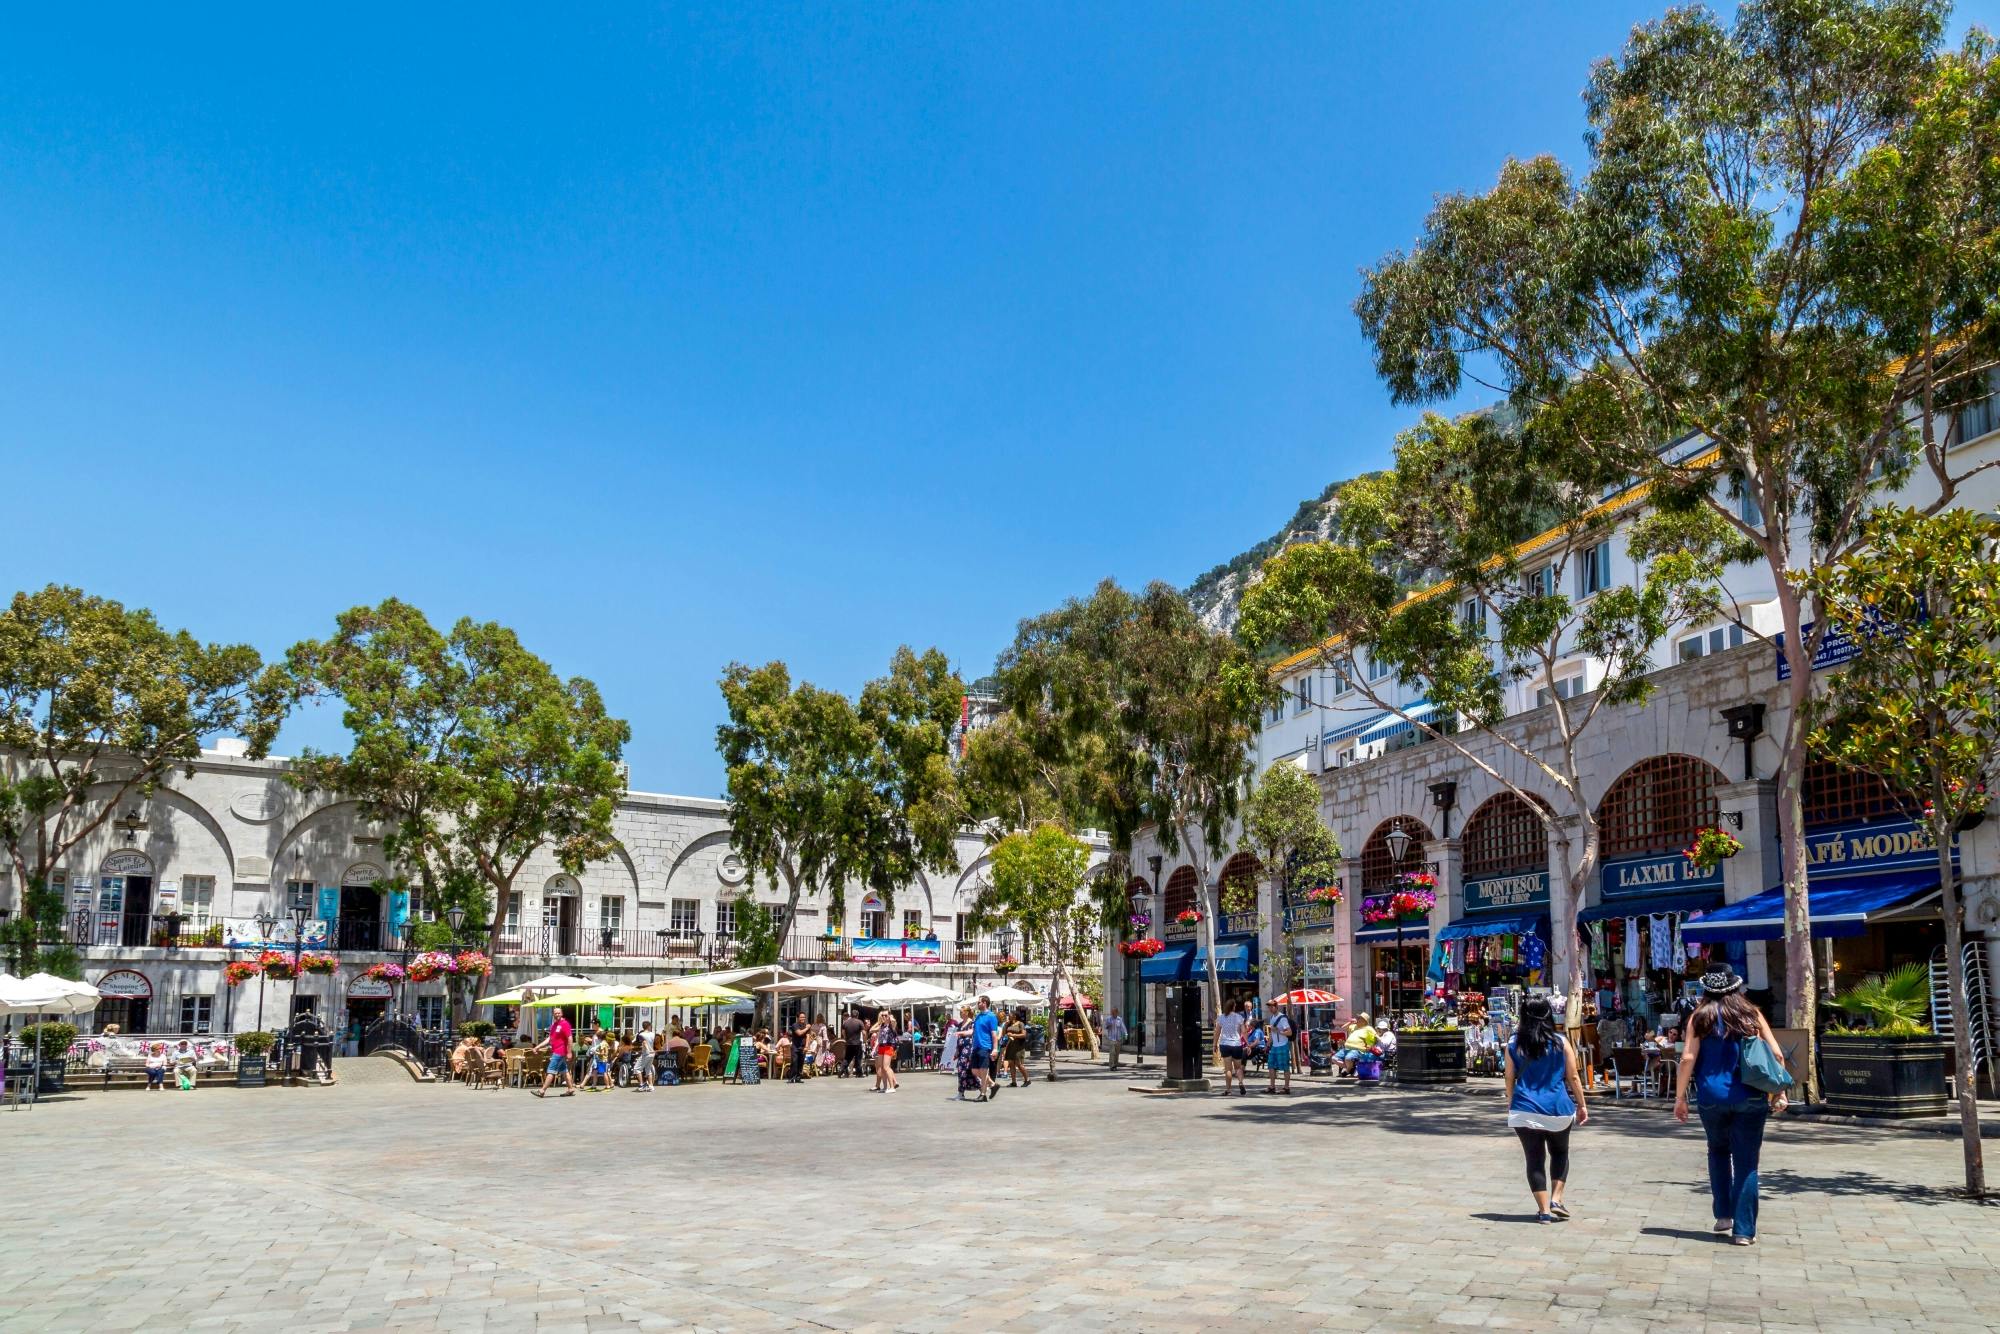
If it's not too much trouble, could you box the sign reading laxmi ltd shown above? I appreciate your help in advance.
[1601,851,1723,899]
[1464,870,1550,913]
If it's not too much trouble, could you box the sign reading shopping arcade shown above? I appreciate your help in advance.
[1464,870,1550,913]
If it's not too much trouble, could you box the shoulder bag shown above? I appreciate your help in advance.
[1736,1032,1796,1094]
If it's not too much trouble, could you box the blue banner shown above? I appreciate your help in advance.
[316,885,341,922]
[386,891,410,931]
[1601,851,1723,899]
[1464,870,1550,913]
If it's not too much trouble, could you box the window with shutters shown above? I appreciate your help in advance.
[180,876,216,928]
[1575,541,1612,598]
[1596,755,1725,858]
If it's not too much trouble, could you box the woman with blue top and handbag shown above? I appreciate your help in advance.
[1502,995,1588,1223]
[1674,965,1794,1246]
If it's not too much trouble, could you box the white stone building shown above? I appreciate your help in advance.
[1,749,1103,1040]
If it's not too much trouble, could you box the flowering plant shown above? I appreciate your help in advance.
[1683,826,1744,871]
[362,961,407,983]
[453,950,492,977]
[1362,888,1435,923]
[1128,911,1151,932]
[1304,883,1343,905]
[1923,777,1989,821]
[993,956,1020,974]
[407,950,460,982]
[1397,870,1438,890]
[223,961,262,987]
[298,952,339,975]
[257,949,297,981]
[1173,908,1202,926]
[1118,938,1165,958]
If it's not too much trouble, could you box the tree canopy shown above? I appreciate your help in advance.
[0,585,293,974]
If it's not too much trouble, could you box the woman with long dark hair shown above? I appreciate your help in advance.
[1502,995,1588,1223]
[1674,965,1788,1245]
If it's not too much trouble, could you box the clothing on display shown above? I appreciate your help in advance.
[1623,917,1640,970]
[1649,914,1675,969]
[1521,932,1546,970]
[1589,922,1608,970]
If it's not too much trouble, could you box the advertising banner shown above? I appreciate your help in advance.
[849,937,942,965]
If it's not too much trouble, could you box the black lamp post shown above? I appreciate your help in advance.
[254,910,278,1029]
[995,926,1018,986]
[289,902,310,1021]
[1385,819,1415,1022]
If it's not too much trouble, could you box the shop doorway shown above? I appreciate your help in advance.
[338,886,380,951]
[118,876,154,947]
[344,997,387,1051]
[543,895,578,954]
[96,997,149,1034]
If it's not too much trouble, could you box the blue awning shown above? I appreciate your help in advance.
[1137,942,1195,983]
[1194,943,1253,981]
[1354,924,1431,945]
[1323,712,1387,744]
[1578,890,1725,925]
[1357,703,1438,746]
[1680,870,1940,944]
[1438,912,1547,942]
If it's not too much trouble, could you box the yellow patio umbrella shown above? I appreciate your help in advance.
[475,987,531,1006]
[523,986,655,1008]
[629,978,753,1005]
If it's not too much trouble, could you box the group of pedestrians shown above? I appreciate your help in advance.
[1500,965,1791,1242]
[941,996,1029,1103]
[1214,998,1298,1095]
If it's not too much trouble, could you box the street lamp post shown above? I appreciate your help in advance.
[995,926,1017,991]
[445,905,466,1030]
[254,910,277,1030]
[1386,819,1413,1025]
[288,902,310,1022]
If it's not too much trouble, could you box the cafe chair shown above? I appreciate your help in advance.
[1608,1046,1658,1099]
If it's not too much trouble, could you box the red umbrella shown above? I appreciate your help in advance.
[1270,988,1340,1006]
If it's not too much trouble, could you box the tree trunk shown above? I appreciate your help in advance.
[1937,832,1986,1195]
[1048,953,1099,1080]
[1774,721,1819,1101]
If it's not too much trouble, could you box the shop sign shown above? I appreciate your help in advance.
[1279,879,1342,933]
[1601,851,1722,899]
[1803,817,1951,876]
[95,969,152,999]
[101,851,151,876]
[349,976,394,999]
[1775,605,1912,682]
[850,937,941,965]
[1464,870,1550,913]
[222,917,330,949]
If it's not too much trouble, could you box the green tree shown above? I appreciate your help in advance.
[718,648,965,966]
[971,822,1108,1075]
[290,602,630,1008]
[1807,506,2000,1194]
[1237,412,1723,1012]
[1238,759,1344,997]
[1353,0,2000,1052]
[1000,581,1259,1028]
[729,898,781,968]
[0,585,293,975]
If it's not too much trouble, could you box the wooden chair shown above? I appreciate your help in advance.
[521,1050,549,1087]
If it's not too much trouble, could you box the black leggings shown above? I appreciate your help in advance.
[1514,1125,1572,1193]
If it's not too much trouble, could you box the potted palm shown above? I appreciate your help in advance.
[1822,964,1949,1118]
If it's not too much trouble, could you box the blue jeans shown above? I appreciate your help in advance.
[1698,1101,1768,1238]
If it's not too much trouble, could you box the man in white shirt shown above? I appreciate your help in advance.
[1104,1009,1128,1069]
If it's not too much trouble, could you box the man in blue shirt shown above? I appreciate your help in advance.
[972,997,1001,1103]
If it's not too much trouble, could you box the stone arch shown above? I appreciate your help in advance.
[141,785,239,883]
[271,798,373,885]
[1162,865,1201,921]
[1595,754,1727,859]
[1461,793,1553,879]
[1359,816,1435,894]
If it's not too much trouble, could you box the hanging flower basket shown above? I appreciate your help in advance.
[257,950,297,981]
[1683,826,1744,871]
[1397,870,1438,891]
[224,961,262,987]
[407,950,461,983]
[298,952,339,975]
[1173,909,1203,927]
[1362,887,1436,924]
[1304,883,1343,905]
[993,957,1020,975]
[1924,778,1989,825]
[362,962,408,983]
[1128,911,1152,932]
[1118,938,1166,958]
[453,950,493,977]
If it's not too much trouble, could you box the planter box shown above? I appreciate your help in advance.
[236,1056,268,1088]
[1821,1032,1949,1118]
[1396,1028,1468,1085]
[37,1064,66,1094]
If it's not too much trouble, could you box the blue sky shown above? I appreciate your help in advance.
[7,5,1988,795]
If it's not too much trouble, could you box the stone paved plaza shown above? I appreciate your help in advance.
[6,1058,2000,1332]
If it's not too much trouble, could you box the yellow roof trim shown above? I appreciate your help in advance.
[1265,447,1723,679]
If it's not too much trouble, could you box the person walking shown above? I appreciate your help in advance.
[1674,965,1789,1246]
[789,1012,812,1085]
[840,1010,867,1079]
[1216,998,1250,1095]
[1003,1007,1031,1088]
[871,1010,900,1093]
[1265,1009,1294,1095]
[953,1012,981,1100]
[633,1022,657,1091]
[536,1012,577,1098]
[970,996,1000,1103]
[1104,1008,1128,1070]
[1503,995,1588,1224]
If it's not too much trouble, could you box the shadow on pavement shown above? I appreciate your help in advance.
[1640,1226,1726,1242]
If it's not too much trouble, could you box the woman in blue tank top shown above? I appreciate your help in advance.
[1503,996,1588,1224]
[1673,965,1788,1245]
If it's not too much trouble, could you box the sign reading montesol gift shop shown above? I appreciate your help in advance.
[1601,851,1723,899]
[1464,870,1550,913]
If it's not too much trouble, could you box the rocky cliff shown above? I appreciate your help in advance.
[1184,475,1374,635]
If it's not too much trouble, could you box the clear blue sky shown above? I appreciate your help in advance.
[7,5,1988,795]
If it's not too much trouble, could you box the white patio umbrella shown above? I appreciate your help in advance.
[508,973,601,993]
[753,975,876,995]
[856,979,961,1005]
[0,973,98,1106]
[977,984,1047,1007]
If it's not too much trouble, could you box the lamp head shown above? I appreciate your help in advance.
[1385,819,1414,864]
[446,905,466,933]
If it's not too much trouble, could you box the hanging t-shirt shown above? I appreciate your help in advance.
[1589,922,1608,971]
[1521,932,1547,970]
[1623,918,1640,970]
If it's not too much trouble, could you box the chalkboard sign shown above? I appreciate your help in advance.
[738,1038,761,1085]
[236,1055,267,1088]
